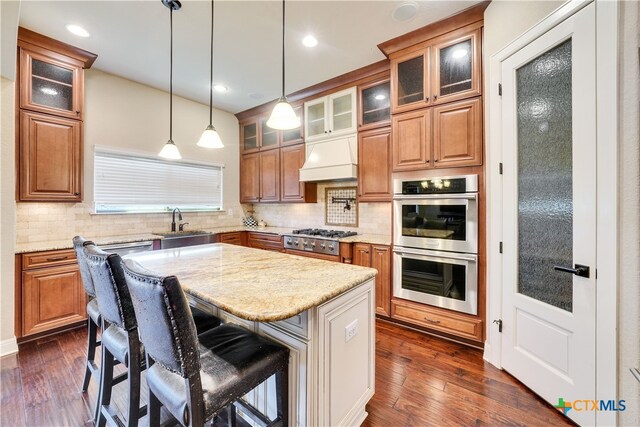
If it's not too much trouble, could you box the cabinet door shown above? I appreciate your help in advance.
[281,105,304,146]
[358,127,392,202]
[391,48,430,114]
[22,264,86,336]
[19,47,83,120]
[431,28,481,105]
[371,245,391,317]
[241,120,259,153]
[19,110,82,201]
[260,117,280,150]
[328,87,357,136]
[304,97,327,141]
[259,149,280,202]
[359,79,390,132]
[280,144,306,202]
[352,243,371,267]
[392,109,431,171]
[433,97,482,168]
[240,153,260,203]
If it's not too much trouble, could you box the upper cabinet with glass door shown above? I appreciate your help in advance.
[19,46,84,120]
[391,26,481,113]
[304,87,357,142]
[359,78,391,131]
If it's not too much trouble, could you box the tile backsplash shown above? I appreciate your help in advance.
[16,203,245,244]
[249,181,392,236]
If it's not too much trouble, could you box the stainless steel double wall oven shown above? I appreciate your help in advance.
[393,174,479,315]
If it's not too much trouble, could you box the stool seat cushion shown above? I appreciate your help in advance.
[102,324,144,366]
[191,306,221,335]
[146,324,288,422]
[87,298,101,324]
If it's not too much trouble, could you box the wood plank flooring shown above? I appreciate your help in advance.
[0,321,574,426]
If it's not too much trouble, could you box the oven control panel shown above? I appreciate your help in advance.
[283,236,340,256]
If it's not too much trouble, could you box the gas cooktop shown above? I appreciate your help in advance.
[291,229,357,239]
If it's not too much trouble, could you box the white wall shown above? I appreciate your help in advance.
[618,1,640,423]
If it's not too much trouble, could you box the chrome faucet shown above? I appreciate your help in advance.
[171,207,183,232]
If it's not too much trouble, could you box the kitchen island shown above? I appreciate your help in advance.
[126,243,377,427]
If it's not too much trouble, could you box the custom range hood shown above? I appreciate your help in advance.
[299,135,358,182]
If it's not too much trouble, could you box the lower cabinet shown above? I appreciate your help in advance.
[17,249,87,338]
[216,231,246,246]
[247,232,283,252]
[352,243,391,317]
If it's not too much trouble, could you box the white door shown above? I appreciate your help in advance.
[501,3,596,426]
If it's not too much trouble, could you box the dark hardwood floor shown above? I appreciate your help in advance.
[0,321,573,426]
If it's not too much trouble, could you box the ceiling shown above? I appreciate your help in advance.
[18,0,481,114]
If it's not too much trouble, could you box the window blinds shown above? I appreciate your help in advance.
[94,149,223,213]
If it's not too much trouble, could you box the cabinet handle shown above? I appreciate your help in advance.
[424,96,429,102]
[424,318,441,324]
[76,111,80,115]
[74,192,80,196]
[434,159,439,163]
[433,95,438,100]
[46,256,68,262]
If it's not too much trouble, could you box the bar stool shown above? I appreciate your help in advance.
[72,236,102,422]
[122,258,289,427]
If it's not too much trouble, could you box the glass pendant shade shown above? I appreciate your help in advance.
[159,140,182,159]
[197,125,224,148]
[267,97,301,130]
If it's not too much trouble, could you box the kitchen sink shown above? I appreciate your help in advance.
[154,231,216,249]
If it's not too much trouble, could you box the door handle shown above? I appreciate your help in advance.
[553,264,590,278]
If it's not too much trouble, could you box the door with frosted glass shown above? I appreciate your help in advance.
[500,4,596,426]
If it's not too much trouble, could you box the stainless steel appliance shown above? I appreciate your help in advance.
[393,247,478,315]
[100,241,154,256]
[393,174,478,254]
[283,229,357,256]
[393,174,479,314]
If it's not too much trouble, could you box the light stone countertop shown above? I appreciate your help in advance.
[15,233,162,254]
[337,233,392,246]
[124,243,378,322]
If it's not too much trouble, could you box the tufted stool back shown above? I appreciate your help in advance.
[122,259,200,378]
[84,244,137,332]
[73,236,97,297]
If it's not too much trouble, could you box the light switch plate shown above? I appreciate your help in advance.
[345,319,358,342]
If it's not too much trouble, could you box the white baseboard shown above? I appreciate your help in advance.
[0,336,18,357]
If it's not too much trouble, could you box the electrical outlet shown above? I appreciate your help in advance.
[345,319,358,342]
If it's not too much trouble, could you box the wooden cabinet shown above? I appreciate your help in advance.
[18,249,87,338]
[16,28,96,202]
[352,243,391,317]
[217,232,246,246]
[391,298,483,343]
[281,106,304,146]
[392,109,431,171]
[304,87,357,142]
[247,232,283,252]
[241,120,260,153]
[280,144,317,203]
[240,152,260,203]
[259,149,280,202]
[19,111,82,201]
[390,27,481,114]
[358,79,390,131]
[358,127,392,202]
[433,97,482,167]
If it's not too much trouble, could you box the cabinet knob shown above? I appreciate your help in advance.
[433,95,438,100]
[74,192,80,196]
[434,159,439,163]
[328,130,332,133]
[424,96,429,102]
[324,131,328,134]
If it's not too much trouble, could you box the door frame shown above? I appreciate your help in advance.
[484,1,619,426]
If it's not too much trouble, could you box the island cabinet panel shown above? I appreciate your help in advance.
[280,144,317,203]
[358,127,392,202]
[259,149,280,202]
[392,109,432,171]
[352,243,391,317]
[18,249,87,338]
[433,97,483,167]
[240,153,260,203]
[19,111,82,201]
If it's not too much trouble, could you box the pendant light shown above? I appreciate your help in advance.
[197,0,224,148]
[266,0,300,130]
[159,0,182,160]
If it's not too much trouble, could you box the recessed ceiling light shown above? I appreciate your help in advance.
[392,1,418,22]
[66,24,90,38]
[213,84,228,93]
[374,94,386,100]
[452,48,468,59]
[302,35,318,48]
[40,87,58,96]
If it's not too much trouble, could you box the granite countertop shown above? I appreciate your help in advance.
[15,233,161,254]
[337,233,392,246]
[125,244,377,322]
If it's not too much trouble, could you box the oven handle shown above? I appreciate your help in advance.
[393,193,478,201]
[393,248,478,262]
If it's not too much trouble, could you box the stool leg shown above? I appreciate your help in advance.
[97,347,115,427]
[148,389,161,427]
[275,367,288,427]
[227,404,236,427]
[81,316,98,392]
[126,336,141,427]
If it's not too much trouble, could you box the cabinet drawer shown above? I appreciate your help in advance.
[391,299,483,342]
[22,249,77,270]
[247,232,283,251]
[218,232,244,246]
[270,311,309,340]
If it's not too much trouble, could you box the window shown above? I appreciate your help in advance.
[94,148,223,214]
